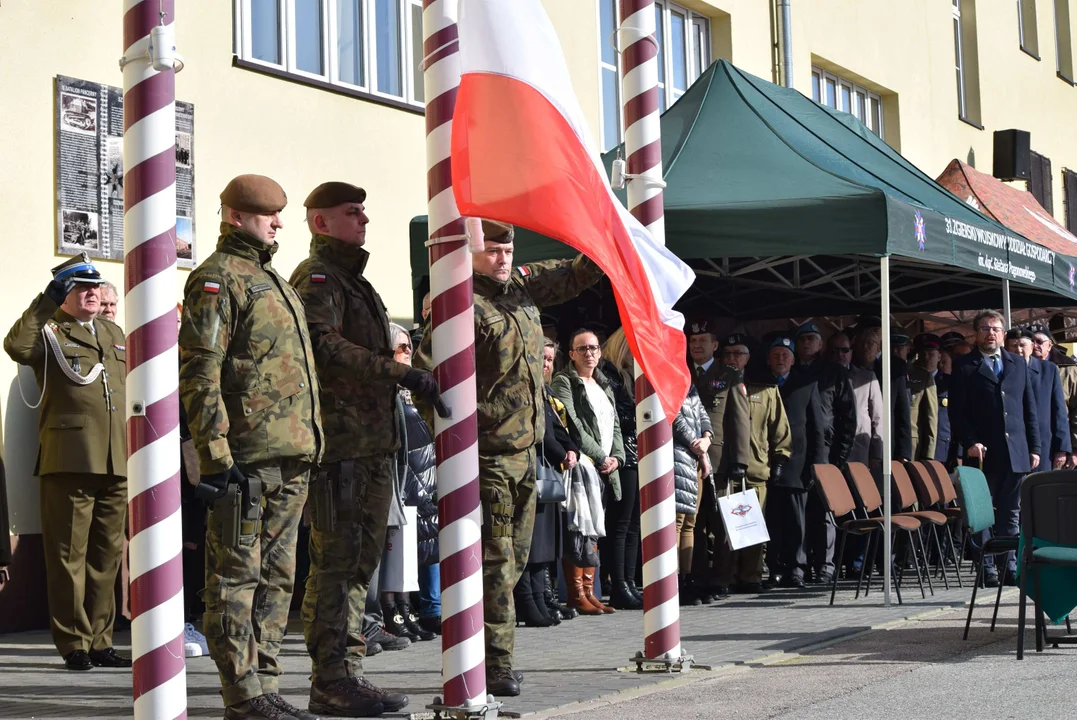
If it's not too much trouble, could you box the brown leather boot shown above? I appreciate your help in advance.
[563,560,602,615]
[581,568,616,614]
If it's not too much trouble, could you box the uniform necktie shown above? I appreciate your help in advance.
[992,355,1001,377]
[777,375,786,388]
[695,366,705,379]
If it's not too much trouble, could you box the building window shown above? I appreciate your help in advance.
[1019,0,1041,57]
[1056,0,1075,81]
[598,0,711,151]
[236,0,425,108]
[953,0,983,126]
[810,66,884,138]
[1064,168,1077,231]
[1030,150,1054,214]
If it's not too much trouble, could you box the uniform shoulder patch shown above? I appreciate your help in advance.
[203,280,221,294]
[311,273,327,283]
[516,266,531,277]
[739,384,747,396]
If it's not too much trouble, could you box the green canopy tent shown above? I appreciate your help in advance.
[410,59,1077,321]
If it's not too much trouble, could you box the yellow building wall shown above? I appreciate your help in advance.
[0,0,597,536]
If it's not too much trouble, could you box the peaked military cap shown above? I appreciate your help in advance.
[686,318,716,337]
[795,322,822,337]
[220,174,287,214]
[723,332,751,348]
[1005,327,1035,341]
[891,333,911,347]
[304,181,367,209]
[1027,323,1053,340]
[939,331,969,348]
[770,336,795,353]
[481,219,514,243]
[914,332,942,350]
[52,253,104,285]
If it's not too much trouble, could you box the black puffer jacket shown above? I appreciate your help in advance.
[400,395,439,567]
[600,360,639,469]
[674,387,712,515]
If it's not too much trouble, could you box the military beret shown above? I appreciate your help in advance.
[304,181,367,209]
[220,174,287,214]
[481,219,514,243]
[795,322,822,338]
[1005,327,1035,341]
[1027,323,1053,340]
[939,331,969,348]
[914,332,942,351]
[686,318,716,338]
[770,336,795,353]
[51,253,104,285]
[723,332,751,349]
[891,333,911,347]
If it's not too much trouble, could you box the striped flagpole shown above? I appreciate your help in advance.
[619,0,683,663]
[422,0,489,708]
[121,1,187,717]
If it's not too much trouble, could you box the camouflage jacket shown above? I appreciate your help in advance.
[416,255,603,454]
[4,298,127,477]
[179,224,323,475]
[290,234,410,462]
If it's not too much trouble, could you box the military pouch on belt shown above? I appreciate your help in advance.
[217,474,263,547]
[309,469,336,532]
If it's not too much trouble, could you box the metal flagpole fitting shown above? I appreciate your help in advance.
[617,0,693,673]
[121,1,188,718]
[422,1,501,718]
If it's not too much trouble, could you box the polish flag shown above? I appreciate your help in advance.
[450,0,696,423]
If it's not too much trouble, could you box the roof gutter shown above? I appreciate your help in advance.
[779,0,794,88]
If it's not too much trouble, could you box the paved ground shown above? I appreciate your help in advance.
[0,569,995,719]
[542,593,1077,720]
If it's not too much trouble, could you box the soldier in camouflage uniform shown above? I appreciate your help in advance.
[290,182,438,718]
[4,254,131,671]
[415,221,603,697]
[179,175,323,720]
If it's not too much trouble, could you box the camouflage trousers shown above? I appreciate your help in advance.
[203,460,309,707]
[302,456,392,683]
[480,446,538,670]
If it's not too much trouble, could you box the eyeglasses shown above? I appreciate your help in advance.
[573,345,601,355]
[979,326,1004,334]
[1033,337,1050,345]
[395,343,413,354]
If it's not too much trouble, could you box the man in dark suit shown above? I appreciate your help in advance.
[949,310,1041,587]
[765,337,826,589]
[1009,328,1071,472]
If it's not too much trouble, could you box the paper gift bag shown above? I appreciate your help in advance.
[717,488,770,551]
[381,506,419,592]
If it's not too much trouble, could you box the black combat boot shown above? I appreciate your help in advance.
[398,602,436,641]
[382,602,419,642]
[487,666,521,696]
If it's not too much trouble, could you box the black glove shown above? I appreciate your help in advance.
[768,458,786,485]
[45,277,75,306]
[194,464,245,503]
[728,464,747,483]
[402,369,450,418]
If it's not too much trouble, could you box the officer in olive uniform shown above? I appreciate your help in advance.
[692,324,751,599]
[4,254,130,671]
[908,335,939,461]
[718,334,791,592]
[179,175,323,720]
[415,220,602,697]
[290,182,440,717]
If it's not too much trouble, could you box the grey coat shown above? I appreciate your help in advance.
[673,387,712,515]
[551,365,626,500]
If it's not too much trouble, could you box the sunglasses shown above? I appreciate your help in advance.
[395,343,413,354]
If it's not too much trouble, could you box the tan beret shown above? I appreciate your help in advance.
[304,182,367,209]
[220,174,287,214]
[481,219,514,243]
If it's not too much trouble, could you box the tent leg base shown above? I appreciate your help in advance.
[631,650,708,673]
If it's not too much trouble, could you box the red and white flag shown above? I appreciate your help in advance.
[451,0,696,423]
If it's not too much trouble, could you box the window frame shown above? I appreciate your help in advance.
[1018,0,1042,59]
[954,0,968,120]
[810,66,885,139]
[234,0,426,112]
[598,0,711,152]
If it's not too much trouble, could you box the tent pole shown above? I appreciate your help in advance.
[779,0,794,88]
[1003,279,1012,328]
[880,255,892,607]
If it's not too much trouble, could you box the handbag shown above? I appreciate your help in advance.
[717,477,770,551]
[536,454,568,504]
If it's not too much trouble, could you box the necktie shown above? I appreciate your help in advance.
[695,366,705,379]
[992,355,1001,377]
[777,375,786,388]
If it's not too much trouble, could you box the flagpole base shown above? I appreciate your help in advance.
[428,696,515,720]
[631,650,709,674]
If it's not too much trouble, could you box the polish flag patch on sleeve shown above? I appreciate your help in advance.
[516,266,531,277]
[203,281,221,294]
[311,273,327,283]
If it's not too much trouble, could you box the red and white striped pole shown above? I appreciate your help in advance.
[619,1,683,663]
[121,1,187,717]
[422,0,490,710]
